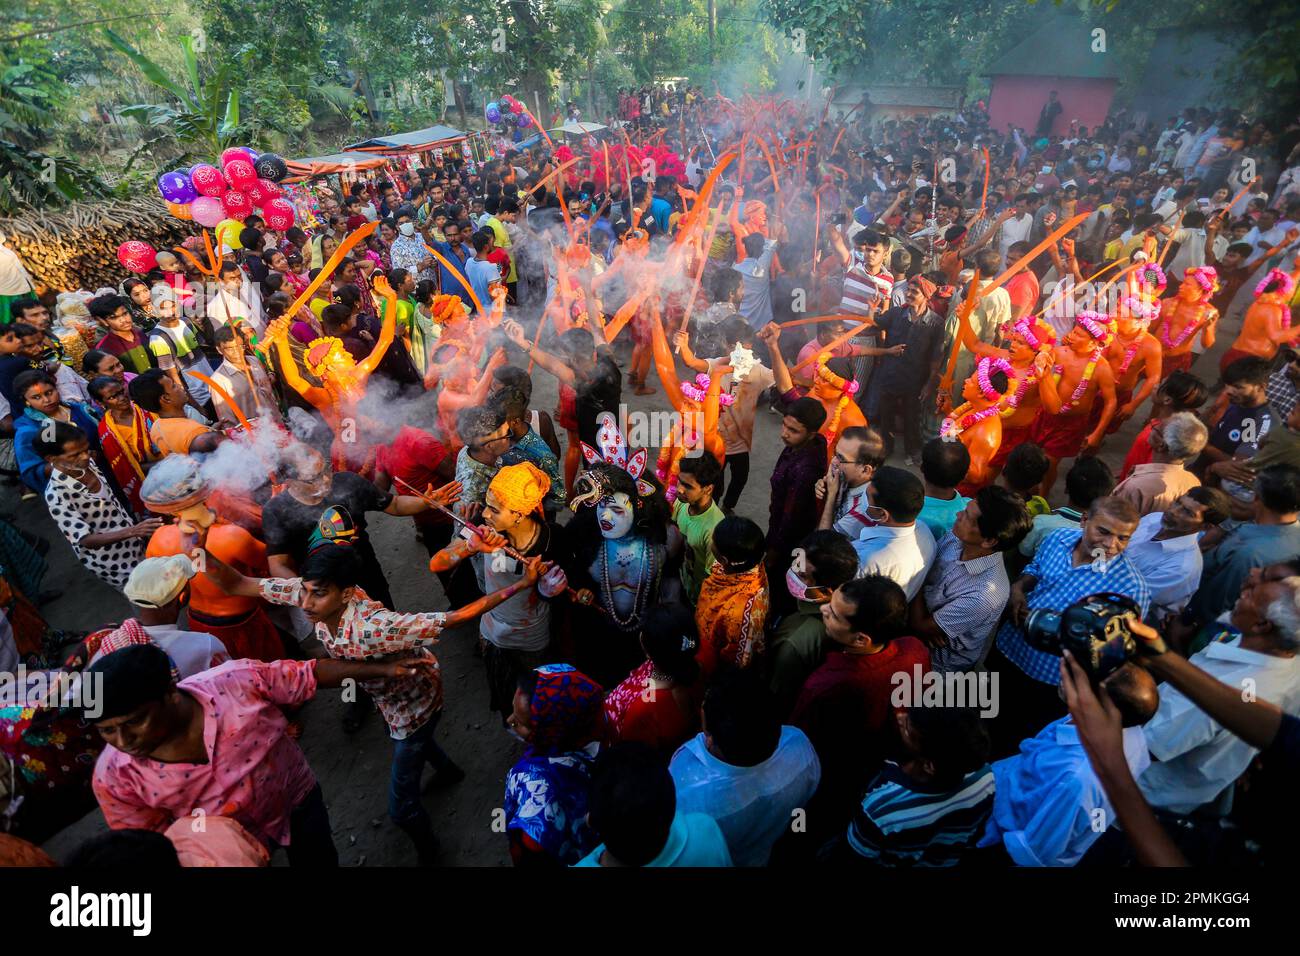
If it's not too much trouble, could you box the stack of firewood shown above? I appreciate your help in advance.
[0,199,198,293]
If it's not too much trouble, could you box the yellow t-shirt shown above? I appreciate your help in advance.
[150,417,212,457]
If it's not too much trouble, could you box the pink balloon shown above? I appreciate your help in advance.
[220,147,250,169]
[191,195,225,227]
[261,197,296,231]
[190,164,225,197]
[116,240,157,273]
[247,177,283,206]
[224,158,258,190]
[222,189,254,220]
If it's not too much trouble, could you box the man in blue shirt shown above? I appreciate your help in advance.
[987,496,1150,757]
[733,233,778,331]
[979,663,1160,866]
[648,180,673,234]
[428,219,475,307]
[575,742,731,867]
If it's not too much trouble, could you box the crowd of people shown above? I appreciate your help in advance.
[1,88,1300,870]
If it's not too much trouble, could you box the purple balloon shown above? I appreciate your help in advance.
[239,146,260,162]
[486,106,501,124]
[158,170,198,204]
[516,112,532,129]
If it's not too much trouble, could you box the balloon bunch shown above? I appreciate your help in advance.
[156,146,295,231]
[484,94,533,130]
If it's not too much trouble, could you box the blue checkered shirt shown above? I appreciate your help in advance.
[996,529,1150,685]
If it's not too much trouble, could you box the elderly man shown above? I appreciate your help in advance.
[979,664,1161,866]
[1185,465,1300,629]
[1125,488,1231,626]
[1112,411,1206,516]
[988,496,1151,756]
[1139,575,1300,816]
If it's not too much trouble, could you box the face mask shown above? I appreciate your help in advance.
[399,222,416,237]
[785,566,809,601]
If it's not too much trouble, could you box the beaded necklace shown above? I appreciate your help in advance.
[599,536,657,631]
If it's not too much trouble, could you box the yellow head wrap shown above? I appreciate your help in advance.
[489,462,551,516]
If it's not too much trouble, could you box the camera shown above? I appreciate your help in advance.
[1023,592,1142,680]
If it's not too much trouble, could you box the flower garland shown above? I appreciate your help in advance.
[941,403,1002,438]
[1159,311,1204,349]
[1255,267,1296,299]
[816,352,861,441]
[1002,364,1040,415]
[680,373,736,406]
[977,356,1015,401]
[1137,263,1167,295]
[1184,265,1218,294]
[1013,317,1044,350]
[1121,295,1159,322]
[1055,349,1102,413]
[1075,310,1115,346]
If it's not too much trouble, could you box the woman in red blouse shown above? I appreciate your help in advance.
[604,604,703,756]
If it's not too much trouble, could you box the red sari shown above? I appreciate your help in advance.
[97,405,159,516]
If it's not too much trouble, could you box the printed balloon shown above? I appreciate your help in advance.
[261,197,296,231]
[221,189,254,220]
[485,102,502,124]
[117,241,158,273]
[165,201,193,220]
[190,164,226,197]
[191,196,225,227]
[253,153,289,183]
[247,177,282,206]
[517,112,532,128]
[157,170,198,204]
[224,158,258,190]
[220,147,250,169]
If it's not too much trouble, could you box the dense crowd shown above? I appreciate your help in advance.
[1,90,1299,869]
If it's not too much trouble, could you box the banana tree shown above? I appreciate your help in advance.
[105,28,244,162]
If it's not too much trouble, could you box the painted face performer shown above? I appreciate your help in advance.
[1105,295,1163,432]
[1220,259,1300,374]
[941,356,1014,489]
[139,455,285,662]
[268,274,399,473]
[1156,264,1219,382]
[566,413,670,689]
[1027,309,1119,496]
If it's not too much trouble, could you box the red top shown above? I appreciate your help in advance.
[604,661,700,756]
[1121,420,1156,480]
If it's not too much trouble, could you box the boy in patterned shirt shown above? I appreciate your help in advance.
[200,540,550,865]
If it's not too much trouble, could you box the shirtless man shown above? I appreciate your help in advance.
[1028,310,1119,495]
[1105,296,1164,431]
[1156,265,1218,381]
[759,322,870,459]
[949,312,1058,478]
[940,358,1012,489]
[1219,258,1300,373]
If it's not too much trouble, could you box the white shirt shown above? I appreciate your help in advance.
[853,521,936,600]
[669,727,821,867]
[52,363,91,405]
[998,212,1033,259]
[206,286,254,331]
[1123,512,1203,621]
[1140,636,1300,814]
[89,625,230,680]
[833,482,874,540]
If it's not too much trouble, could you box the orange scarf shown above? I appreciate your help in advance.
[694,562,769,677]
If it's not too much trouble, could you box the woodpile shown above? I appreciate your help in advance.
[0,198,198,293]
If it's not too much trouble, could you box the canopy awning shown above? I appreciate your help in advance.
[282,151,389,182]
[548,121,607,135]
[345,125,467,154]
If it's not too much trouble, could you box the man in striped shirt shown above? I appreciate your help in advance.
[832,706,995,867]
[834,229,894,318]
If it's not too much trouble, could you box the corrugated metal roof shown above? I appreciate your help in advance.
[345,125,467,152]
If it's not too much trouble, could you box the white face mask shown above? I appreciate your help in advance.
[399,222,416,237]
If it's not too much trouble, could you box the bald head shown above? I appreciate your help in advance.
[1101,663,1160,728]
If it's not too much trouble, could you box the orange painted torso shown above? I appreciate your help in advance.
[147,523,267,617]
[1232,294,1291,360]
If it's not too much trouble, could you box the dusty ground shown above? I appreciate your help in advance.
[26,315,1234,866]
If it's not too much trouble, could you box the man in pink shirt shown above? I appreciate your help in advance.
[88,643,430,866]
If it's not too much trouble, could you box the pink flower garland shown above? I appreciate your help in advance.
[1137,263,1167,294]
[977,356,1014,401]
[1184,265,1218,293]
[1255,268,1296,299]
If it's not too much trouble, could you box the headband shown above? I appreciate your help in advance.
[1255,267,1296,299]
[680,373,736,406]
[1185,265,1218,293]
[977,356,1014,401]
[1074,310,1114,344]
[490,462,551,516]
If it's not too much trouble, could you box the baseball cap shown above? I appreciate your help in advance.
[124,555,197,609]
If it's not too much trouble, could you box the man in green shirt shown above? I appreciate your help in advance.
[670,454,725,605]
[766,529,860,717]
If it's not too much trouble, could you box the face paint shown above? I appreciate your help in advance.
[596,492,635,539]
